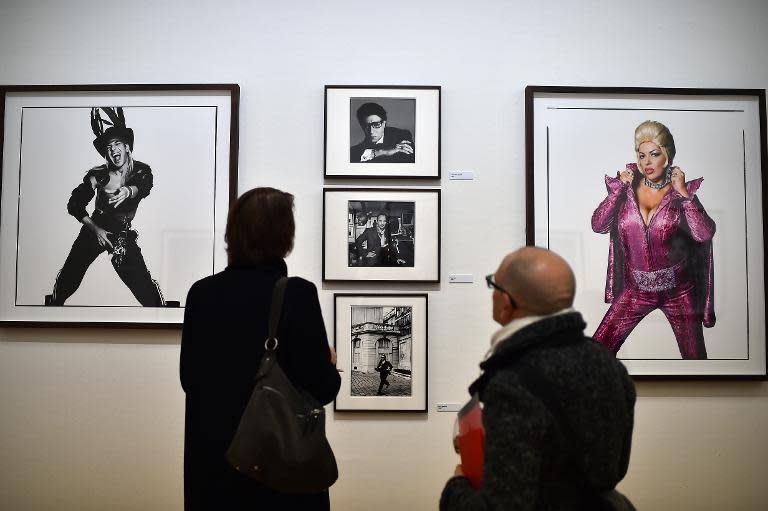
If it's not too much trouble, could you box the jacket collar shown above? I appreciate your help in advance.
[468,312,587,397]
[225,258,288,276]
[482,311,586,369]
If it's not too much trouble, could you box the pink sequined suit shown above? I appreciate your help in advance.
[591,163,716,359]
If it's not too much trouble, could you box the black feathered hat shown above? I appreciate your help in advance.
[91,107,134,157]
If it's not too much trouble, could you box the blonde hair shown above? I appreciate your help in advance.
[634,120,676,164]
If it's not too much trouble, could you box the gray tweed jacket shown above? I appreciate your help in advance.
[440,312,636,511]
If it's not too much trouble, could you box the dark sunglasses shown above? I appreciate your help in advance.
[485,273,518,308]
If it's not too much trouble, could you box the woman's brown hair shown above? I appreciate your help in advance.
[225,187,295,265]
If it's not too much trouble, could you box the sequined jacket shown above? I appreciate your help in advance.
[591,163,716,327]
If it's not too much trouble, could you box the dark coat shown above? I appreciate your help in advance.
[350,126,415,163]
[440,312,636,511]
[354,226,391,266]
[180,259,341,511]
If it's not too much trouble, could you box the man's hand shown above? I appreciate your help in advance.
[83,217,113,250]
[108,186,132,207]
[381,140,413,157]
[365,251,377,259]
[393,140,414,155]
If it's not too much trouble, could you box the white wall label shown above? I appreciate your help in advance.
[449,273,473,283]
[449,170,474,180]
[436,403,462,412]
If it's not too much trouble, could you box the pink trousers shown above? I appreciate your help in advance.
[593,279,707,359]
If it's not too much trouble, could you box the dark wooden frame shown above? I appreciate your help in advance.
[0,83,240,328]
[333,293,428,412]
[322,187,441,283]
[324,85,441,179]
[525,85,768,380]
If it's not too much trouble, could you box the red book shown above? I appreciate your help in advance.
[454,394,485,489]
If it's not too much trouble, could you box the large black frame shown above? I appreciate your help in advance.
[0,84,240,328]
[525,85,767,379]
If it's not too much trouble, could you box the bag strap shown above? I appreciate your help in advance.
[265,276,288,351]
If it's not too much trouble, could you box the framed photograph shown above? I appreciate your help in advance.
[334,293,428,412]
[0,84,239,327]
[324,85,441,179]
[526,86,767,378]
[323,188,440,282]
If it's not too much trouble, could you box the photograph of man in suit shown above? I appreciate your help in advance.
[350,102,415,163]
[353,213,405,267]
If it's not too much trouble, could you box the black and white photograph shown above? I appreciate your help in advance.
[347,200,415,268]
[335,294,427,412]
[349,305,413,397]
[325,86,440,178]
[324,188,440,282]
[526,86,767,378]
[349,98,416,164]
[0,85,239,326]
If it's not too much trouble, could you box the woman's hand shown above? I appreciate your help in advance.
[617,167,634,186]
[670,166,689,198]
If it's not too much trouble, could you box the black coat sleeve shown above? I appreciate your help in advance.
[179,282,202,394]
[67,176,95,222]
[129,162,154,199]
[279,279,341,405]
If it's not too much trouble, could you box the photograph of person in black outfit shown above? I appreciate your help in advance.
[45,107,165,306]
[350,100,415,163]
[375,354,393,395]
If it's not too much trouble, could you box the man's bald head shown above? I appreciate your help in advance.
[496,246,575,316]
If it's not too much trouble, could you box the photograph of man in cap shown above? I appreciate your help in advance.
[45,107,166,306]
[350,101,415,164]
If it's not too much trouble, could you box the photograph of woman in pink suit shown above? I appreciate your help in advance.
[591,120,716,359]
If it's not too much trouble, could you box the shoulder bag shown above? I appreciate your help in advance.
[226,276,338,493]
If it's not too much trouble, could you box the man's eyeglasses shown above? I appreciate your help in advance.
[485,273,517,308]
[365,121,384,129]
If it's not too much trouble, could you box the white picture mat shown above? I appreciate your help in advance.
[335,294,427,411]
[324,189,439,281]
[326,87,439,177]
[531,93,766,376]
[0,90,232,323]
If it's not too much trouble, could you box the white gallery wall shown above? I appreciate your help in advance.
[1,0,767,509]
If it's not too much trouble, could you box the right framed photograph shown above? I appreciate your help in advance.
[323,187,440,282]
[334,293,428,412]
[324,85,441,179]
[526,86,767,379]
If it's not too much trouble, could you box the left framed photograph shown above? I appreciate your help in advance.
[334,293,428,412]
[323,187,440,282]
[0,84,239,327]
[324,85,441,179]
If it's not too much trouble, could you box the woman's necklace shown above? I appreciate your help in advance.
[644,167,671,189]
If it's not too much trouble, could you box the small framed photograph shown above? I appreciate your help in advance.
[324,85,441,179]
[334,293,428,412]
[323,188,440,282]
[526,85,767,379]
[0,84,239,327]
